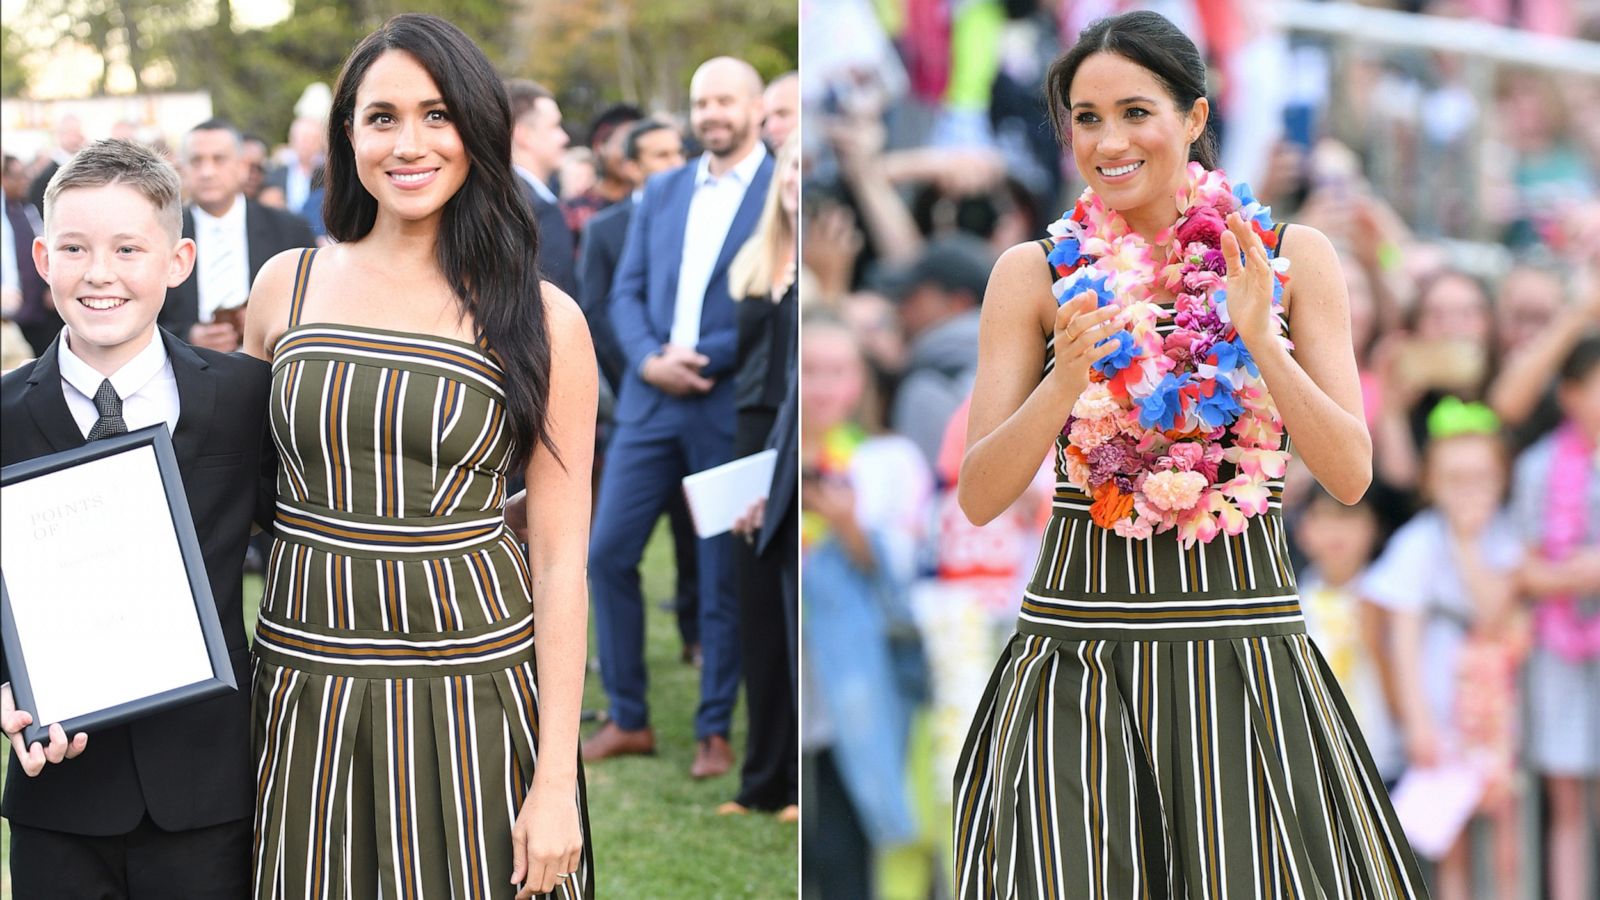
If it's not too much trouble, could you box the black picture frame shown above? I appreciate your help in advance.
[0,425,236,746]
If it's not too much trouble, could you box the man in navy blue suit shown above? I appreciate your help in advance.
[577,119,686,392]
[505,79,578,296]
[584,57,772,778]
[579,119,703,671]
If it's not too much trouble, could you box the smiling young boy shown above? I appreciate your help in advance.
[0,138,271,898]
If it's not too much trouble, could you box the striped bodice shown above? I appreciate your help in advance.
[270,323,512,524]
[259,249,533,640]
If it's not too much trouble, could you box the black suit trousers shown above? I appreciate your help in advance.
[731,406,798,809]
[9,815,250,900]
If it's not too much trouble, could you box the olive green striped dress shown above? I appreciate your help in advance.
[253,249,594,900]
[953,238,1426,899]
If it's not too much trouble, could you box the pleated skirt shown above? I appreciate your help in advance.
[953,631,1428,899]
[251,527,595,900]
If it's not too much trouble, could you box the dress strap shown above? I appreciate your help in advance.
[1270,222,1289,259]
[1038,237,1056,278]
[286,248,318,330]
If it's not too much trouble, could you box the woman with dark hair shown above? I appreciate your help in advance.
[242,14,594,898]
[953,11,1426,898]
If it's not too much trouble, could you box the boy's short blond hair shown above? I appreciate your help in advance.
[43,138,183,241]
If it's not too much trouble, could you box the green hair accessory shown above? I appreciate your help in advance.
[1427,396,1500,439]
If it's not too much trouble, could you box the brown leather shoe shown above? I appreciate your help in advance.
[581,722,655,762]
[690,734,734,778]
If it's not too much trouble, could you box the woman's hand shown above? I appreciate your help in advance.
[1220,213,1280,350]
[1050,292,1123,403]
[510,779,583,898]
[731,497,766,543]
[503,488,528,543]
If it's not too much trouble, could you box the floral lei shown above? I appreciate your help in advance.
[1050,162,1293,546]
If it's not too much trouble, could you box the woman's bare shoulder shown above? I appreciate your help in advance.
[1277,223,1345,320]
[244,247,316,359]
[979,240,1057,337]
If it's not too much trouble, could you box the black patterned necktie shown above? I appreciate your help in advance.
[87,378,128,441]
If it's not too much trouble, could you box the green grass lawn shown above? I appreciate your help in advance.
[1,520,797,898]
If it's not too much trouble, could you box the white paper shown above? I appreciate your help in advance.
[1,445,214,726]
[1388,758,1487,859]
[681,449,779,538]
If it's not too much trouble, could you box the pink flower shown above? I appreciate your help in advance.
[1134,494,1178,531]
[1069,415,1120,450]
[1222,474,1271,516]
[1135,433,1172,460]
[1198,443,1224,482]
[1113,516,1155,540]
[1167,331,1202,354]
[1175,205,1227,247]
[1230,412,1282,449]
[1141,469,1209,512]
[1182,269,1224,295]
[1063,450,1092,490]
[1209,492,1249,535]
[1175,502,1220,547]
[1168,441,1206,472]
[1119,410,1150,438]
[1228,446,1291,480]
[1072,383,1120,420]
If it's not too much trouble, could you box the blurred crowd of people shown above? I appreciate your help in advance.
[0,57,805,823]
[798,1,1599,898]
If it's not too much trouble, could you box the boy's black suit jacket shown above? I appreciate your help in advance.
[0,328,275,835]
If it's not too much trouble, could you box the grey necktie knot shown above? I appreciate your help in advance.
[88,378,127,440]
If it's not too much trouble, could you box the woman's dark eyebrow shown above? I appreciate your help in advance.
[1071,95,1159,110]
[360,98,447,113]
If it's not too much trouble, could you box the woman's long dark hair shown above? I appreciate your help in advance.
[1045,10,1219,169]
[323,13,554,470]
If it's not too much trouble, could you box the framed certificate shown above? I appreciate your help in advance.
[1,425,236,746]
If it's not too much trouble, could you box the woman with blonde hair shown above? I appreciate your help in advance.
[720,132,800,819]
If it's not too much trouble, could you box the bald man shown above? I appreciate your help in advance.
[762,72,799,149]
[587,57,771,778]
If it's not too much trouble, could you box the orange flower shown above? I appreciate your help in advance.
[1089,483,1135,529]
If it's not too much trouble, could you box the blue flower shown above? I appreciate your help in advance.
[1090,330,1140,377]
[1082,272,1116,308]
[1137,372,1191,431]
[1233,182,1275,229]
[1058,269,1116,309]
[1195,380,1244,428]
[1210,337,1259,378]
[1047,238,1081,268]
